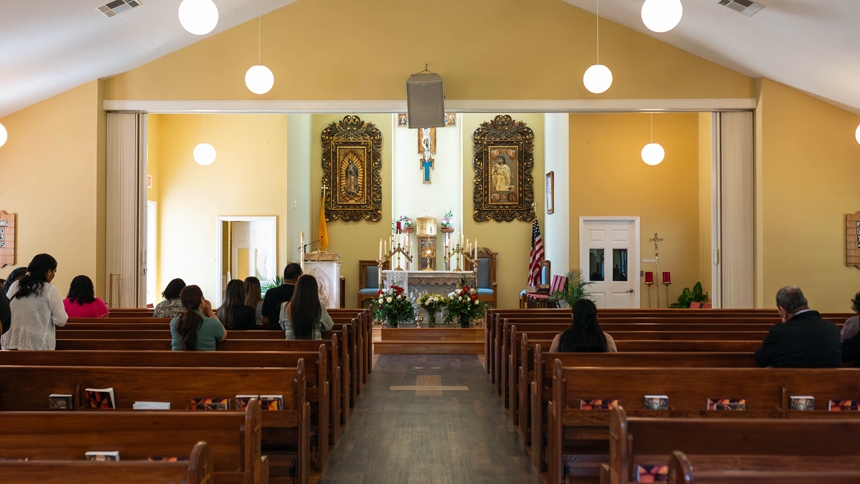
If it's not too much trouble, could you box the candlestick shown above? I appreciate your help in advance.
[379,239,383,260]
[474,238,478,259]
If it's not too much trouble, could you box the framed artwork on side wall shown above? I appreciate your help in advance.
[545,171,554,214]
[321,115,383,222]
[472,115,535,222]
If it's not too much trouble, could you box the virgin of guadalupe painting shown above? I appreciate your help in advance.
[321,115,382,222]
[472,115,535,222]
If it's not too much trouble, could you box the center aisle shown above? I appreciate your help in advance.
[318,354,543,484]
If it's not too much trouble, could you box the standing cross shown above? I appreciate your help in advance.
[649,233,663,259]
[420,157,434,183]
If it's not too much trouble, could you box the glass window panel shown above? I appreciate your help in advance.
[589,249,605,281]
[612,249,628,281]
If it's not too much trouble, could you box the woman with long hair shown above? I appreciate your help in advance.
[280,275,334,340]
[154,278,186,318]
[244,276,263,325]
[63,275,109,318]
[170,285,226,351]
[1,254,68,350]
[216,279,256,330]
[549,299,617,353]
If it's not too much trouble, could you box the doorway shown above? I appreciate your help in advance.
[216,216,277,306]
[579,217,640,308]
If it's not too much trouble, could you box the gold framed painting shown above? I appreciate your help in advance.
[472,115,535,222]
[321,115,383,222]
[546,171,554,214]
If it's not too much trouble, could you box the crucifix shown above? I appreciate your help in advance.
[420,156,434,183]
[649,232,663,307]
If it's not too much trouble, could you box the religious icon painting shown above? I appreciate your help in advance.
[396,113,408,127]
[472,115,535,222]
[443,113,457,127]
[417,128,436,154]
[321,115,382,222]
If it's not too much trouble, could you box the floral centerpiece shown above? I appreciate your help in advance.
[444,285,484,328]
[373,285,416,327]
[395,215,414,232]
[440,209,454,233]
[417,292,446,327]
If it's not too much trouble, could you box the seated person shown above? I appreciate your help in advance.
[262,263,302,329]
[244,276,264,325]
[755,286,841,368]
[154,278,186,318]
[549,299,617,352]
[0,287,9,335]
[63,275,109,318]
[215,279,256,330]
[840,291,860,341]
[170,285,227,351]
[280,274,334,340]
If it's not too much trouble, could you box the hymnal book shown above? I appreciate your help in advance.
[191,397,229,410]
[643,395,668,410]
[84,387,115,409]
[789,396,815,411]
[260,395,283,411]
[580,399,618,410]
[85,451,120,462]
[636,465,668,482]
[235,395,256,411]
[707,398,747,411]
[147,457,188,462]
[133,401,170,410]
[48,393,73,410]
[828,400,860,411]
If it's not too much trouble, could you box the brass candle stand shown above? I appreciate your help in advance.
[381,241,412,271]
[444,243,473,272]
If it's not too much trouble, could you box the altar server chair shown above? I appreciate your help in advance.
[520,260,551,308]
[466,247,497,308]
[357,260,388,308]
[528,274,567,308]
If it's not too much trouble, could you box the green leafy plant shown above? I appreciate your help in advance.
[441,209,454,228]
[669,282,709,308]
[261,276,283,295]
[550,269,592,308]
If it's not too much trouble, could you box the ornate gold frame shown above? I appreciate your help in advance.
[472,115,535,222]
[321,115,383,222]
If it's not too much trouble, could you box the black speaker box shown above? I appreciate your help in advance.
[406,72,445,129]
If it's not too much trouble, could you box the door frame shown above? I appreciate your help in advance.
[216,216,278,306]
[579,216,641,308]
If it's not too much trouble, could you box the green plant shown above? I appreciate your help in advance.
[669,282,709,308]
[261,276,283,295]
[550,269,592,308]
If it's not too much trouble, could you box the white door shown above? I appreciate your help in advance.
[580,218,639,308]
[230,221,275,283]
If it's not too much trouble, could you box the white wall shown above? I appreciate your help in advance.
[544,113,570,276]
[287,114,312,267]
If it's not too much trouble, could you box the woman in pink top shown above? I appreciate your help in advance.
[63,275,109,318]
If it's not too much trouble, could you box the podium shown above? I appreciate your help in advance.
[303,252,342,309]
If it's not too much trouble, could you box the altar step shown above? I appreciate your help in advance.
[374,327,484,355]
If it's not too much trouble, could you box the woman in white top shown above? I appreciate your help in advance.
[2,253,68,350]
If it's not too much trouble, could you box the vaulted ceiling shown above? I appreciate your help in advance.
[1,0,858,118]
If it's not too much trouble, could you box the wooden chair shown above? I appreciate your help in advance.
[528,274,567,308]
[520,260,551,308]
[467,247,497,308]
[357,260,388,309]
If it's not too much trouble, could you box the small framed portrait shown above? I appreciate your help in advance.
[546,171,554,214]
[444,113,457,127]
[396,113,408,127]
[417,128,436,154]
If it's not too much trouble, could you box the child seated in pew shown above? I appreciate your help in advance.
[170,285,228,351]
[549,299,617,353]
[280,275,334,340]
[216,279,257,330]
[63,275,109,318]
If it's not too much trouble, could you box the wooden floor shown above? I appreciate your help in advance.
[317,354,543,484]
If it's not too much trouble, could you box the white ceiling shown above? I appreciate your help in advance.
[1,0,858,118]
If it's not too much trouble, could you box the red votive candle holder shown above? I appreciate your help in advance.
[645,272,654,284]
[396,221,401,233]
[662,272,671,284]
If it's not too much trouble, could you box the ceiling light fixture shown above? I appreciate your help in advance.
[641,0,683,33]
[245,0,274,94]
[583,0,613,94]
[194,115,216,166]
[0,123,7,148]
[641,113,665,165]
[178,0,219,36]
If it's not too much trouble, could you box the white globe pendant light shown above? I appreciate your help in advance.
[0,123,7,148]
[245,2,274,95]
[178,0,219,36]
[583,0,613,94]
[641,0,683,33]
[855,124,860,145]
[641,113,665,165]
[193,143,216,166]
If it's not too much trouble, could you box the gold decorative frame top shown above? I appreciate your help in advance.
[321,115,383,222]
[472,115,535,222]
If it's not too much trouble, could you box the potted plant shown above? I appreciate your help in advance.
[444,285,485,328]
[395,215,414,233]
[550,269,593,308]
[669,282,709,308]
[440,209,454,233]
[418,292,445,327]
[373,285,416,327]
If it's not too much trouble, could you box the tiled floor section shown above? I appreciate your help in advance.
[317,354,542,484]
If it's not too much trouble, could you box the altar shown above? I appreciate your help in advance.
[381,270,476,295]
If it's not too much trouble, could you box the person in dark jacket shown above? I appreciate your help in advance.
[0,289,10,335]
[755,286,842,368]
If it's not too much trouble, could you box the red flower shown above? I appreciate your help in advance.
[377,289,383,297]
[470,294,478,301]
[463,285,471,292]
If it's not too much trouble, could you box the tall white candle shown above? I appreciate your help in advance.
[379,239,383,260]
[474,238,478,259]
[300,232,305,271]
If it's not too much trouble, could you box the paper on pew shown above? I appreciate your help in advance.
[133,401,170,410]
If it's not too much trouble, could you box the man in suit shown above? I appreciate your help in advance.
[261,263,303,330]
[755,286,842,368]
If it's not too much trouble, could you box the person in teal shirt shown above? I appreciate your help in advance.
[170,285,227,351]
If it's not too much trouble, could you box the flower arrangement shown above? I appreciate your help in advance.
[444,285,484,328]
[417,292,445,327]
[441,209,454,229]
[395,215,414,231]
[373,285,416,327]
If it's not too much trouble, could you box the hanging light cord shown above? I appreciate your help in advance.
[257,0,262,64]
[204,114,207,142]
[596,0,600,64]
[650,112,653,142]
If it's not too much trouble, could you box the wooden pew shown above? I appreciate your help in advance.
[547,364,860,484]
[668,451,860,484]
[0,364,310,484]
[2,441,213,484]
[0,407,259,484]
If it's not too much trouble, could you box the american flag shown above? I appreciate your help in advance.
[527,219,544,286]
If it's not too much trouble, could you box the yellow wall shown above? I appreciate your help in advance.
[697,112,713,298]
[147,114,163,295]
[462,114,545,309]
[0,80,104,296]
[105,0,754,102]
[310,114,393,308]
[568,113,702,307]
[758,79,860,312]
[153,114,288,300]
